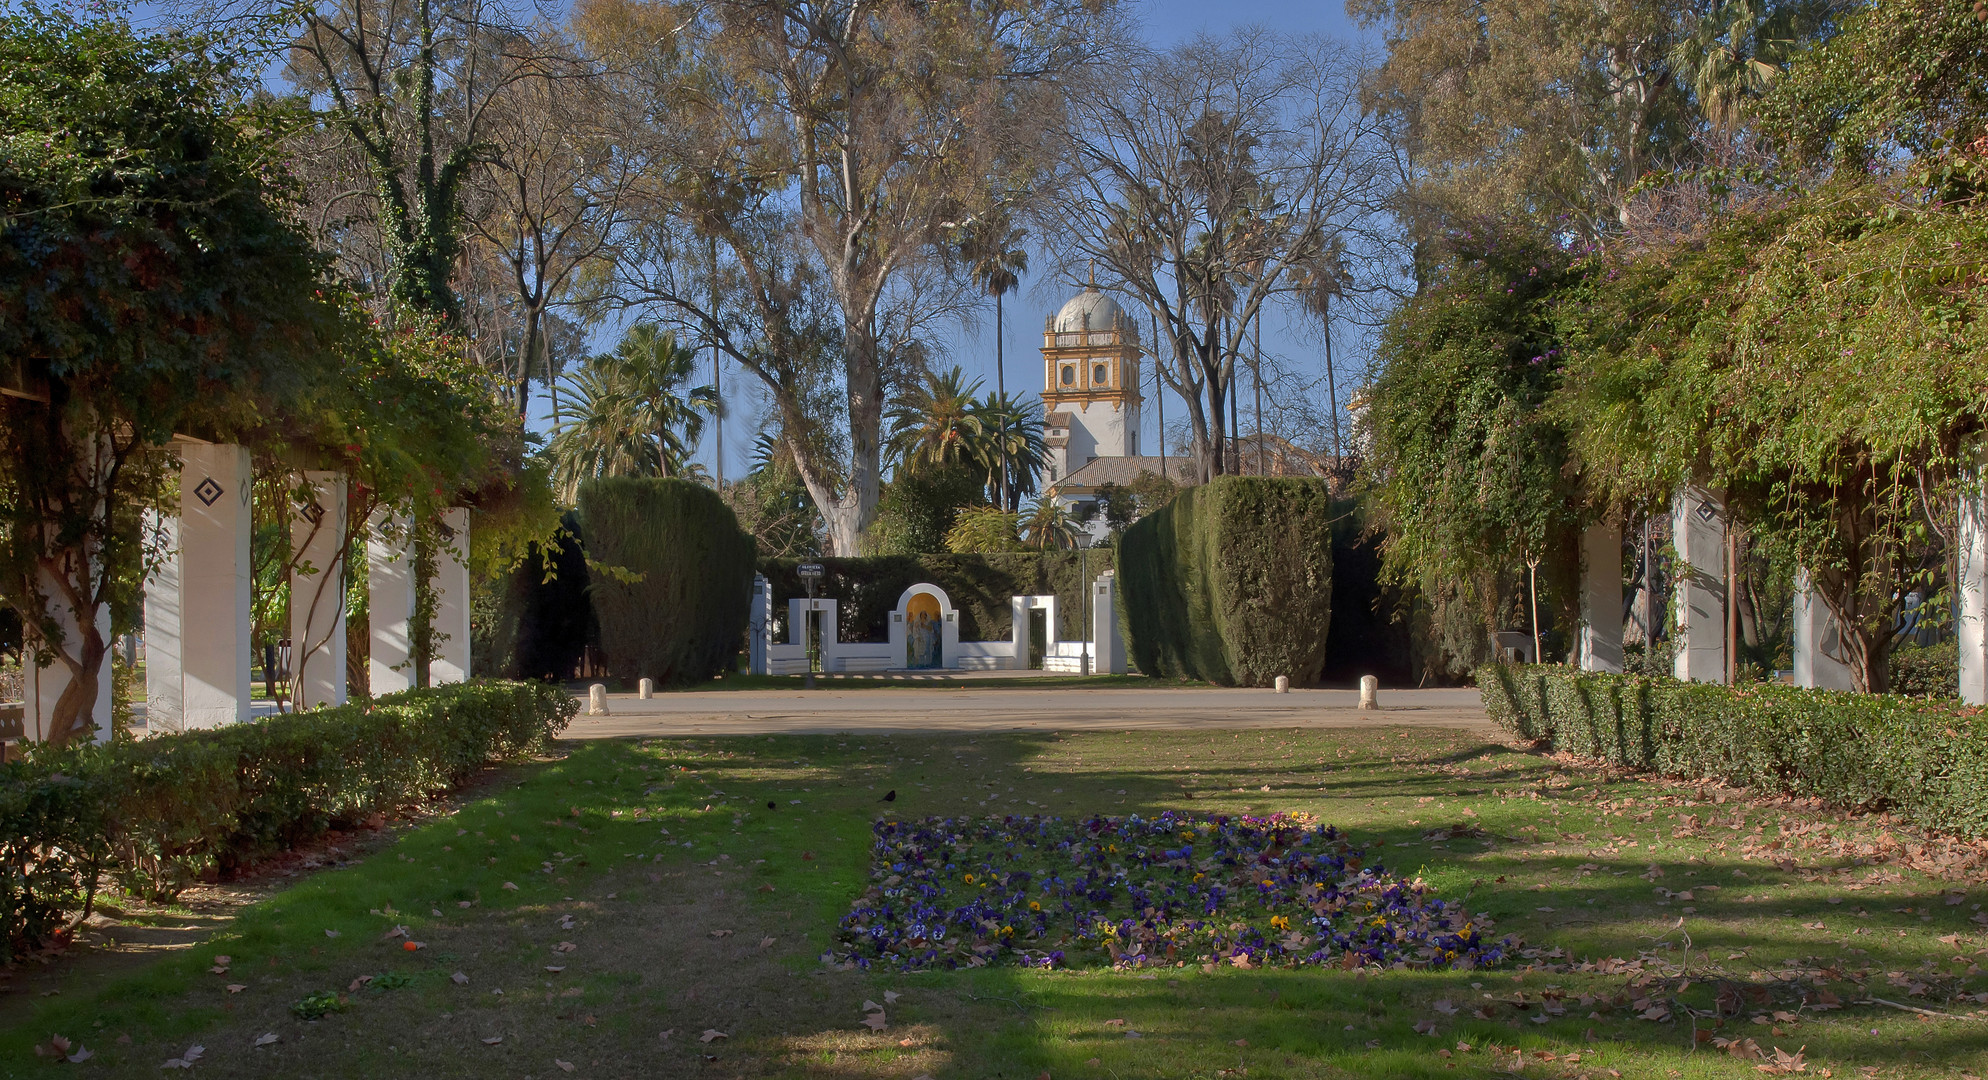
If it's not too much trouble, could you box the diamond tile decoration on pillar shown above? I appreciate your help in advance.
[290,472,347,709]
[1671,486,1727,684]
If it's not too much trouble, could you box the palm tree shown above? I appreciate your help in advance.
[959,214,1029,506]
[547,325,718,502]
[977,392,1047,511]
[1019,493,1083,551]
[886,366,986,472]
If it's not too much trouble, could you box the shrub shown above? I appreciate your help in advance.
[0,680,572,953]
[1116,477,1335,687]
[1477,665,1988,836]
[865,463,987,556]
[1888,643,1959,699]
[578,477,755,686]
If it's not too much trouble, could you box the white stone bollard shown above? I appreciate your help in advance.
[1274,675,1289,694]
[587,683,609,716]
[1358,675,1380,711]
[638,678,654,700]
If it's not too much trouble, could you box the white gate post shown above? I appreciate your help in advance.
[1671,486,1727,684]
[749,575,771,675]
[289,471,347,709]
[142,510,183,729]
[1092,571,1126,675]
[1577,522,1624,673]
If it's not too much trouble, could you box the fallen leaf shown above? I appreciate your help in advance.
[1414,1019,1440,1034]
[1104,1018,1126,1027]
[324,929,339,938]
[708,930,733,939]
[253,1033,279,1048]
[502,882,518,891]
[758,936,776,949]
[862,999,883,1012]
[884,990,901,1004]
[451,972,470,985]
[545,965,566,973]
[1433,999,1459,1015]
[66,1048,92,1064]
[226,984,246,994]
[482,1036,503,1045]
[861,1011,888,1031]
[555,1060,575,1073]
[161,1045,206,1069]
[699,1029,728,1043]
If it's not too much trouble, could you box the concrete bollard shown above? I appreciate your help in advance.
[638,678,654,700]
[588,683,609,716]
[1358,675,1380,712]
[1274,675,1289,694]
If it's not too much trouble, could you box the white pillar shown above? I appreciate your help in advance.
[1577,523,1624,673]
[431,507,470,684]
[24,563,112,743]
[143,511,184,729]
[143,443,253,730]
[289,471,347,709]
[1792,568,1857,692]
[1092,571,1126,675]
[1960,445,1988,705]
[1009,595,1029,670]
[1671,486,1727,684]
[368,513,415,695]
[749,575,772,675]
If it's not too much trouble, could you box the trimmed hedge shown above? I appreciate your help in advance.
[0,681,572,958]
[1888,643,1960,699]
[578,477,755,686]
[1116,477,1335,687]
[1477,665,1988,836]
[759,552,1091,643]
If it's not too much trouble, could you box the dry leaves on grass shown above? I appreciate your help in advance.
[481,1036,503,1046]
[699,1030,728,1043]
[252,1034,279,1048]
[32,1035,92,1064]
[161,1045,205,1069]
[555,1059,576,1072]
[451,971,470,985]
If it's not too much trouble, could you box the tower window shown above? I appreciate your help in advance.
[1060,365,1075,386]
[1093,363,1109,384]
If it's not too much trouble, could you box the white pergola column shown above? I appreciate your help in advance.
[1792,568,1857,692]
[432,507,470,684]
[289,471,347,709]
[143,511,184,729]
[25,562,112,743]
[1960,444,1988,705]
[1671,486,1727,684]
[142,444,253,730]
[1577,522,1624,673]
[368,513,415,695]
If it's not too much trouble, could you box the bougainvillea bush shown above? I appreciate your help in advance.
[833,812,1518,972]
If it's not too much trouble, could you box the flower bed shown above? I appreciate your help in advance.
[833,812,1516,972]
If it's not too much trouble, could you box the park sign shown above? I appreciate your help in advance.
[797,563,824,580]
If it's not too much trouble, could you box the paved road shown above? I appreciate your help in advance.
[557,686,1496,739]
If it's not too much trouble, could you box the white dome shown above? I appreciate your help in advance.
[1052,288,1136,341]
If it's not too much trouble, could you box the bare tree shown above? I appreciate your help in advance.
[1046,29,1391,483]
[575,0,1104,554]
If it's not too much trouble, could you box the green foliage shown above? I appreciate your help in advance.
[1478,664,1988,835]
[548,326,718,503]
[1887,642,1960,699]
[760,553,1090,642]
[1359,230,1585,659]
[864,462,987,556]
[291,990,347,1020]
[0,681,570,943]
[1116,477,1335,687]
[944,506,1024,553]
[577,477,754,686]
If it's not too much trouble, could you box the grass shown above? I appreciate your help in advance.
[1,725,1985,1078]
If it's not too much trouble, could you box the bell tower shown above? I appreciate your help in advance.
[1041,286,1142,482]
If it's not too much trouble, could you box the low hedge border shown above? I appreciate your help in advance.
[1477,665,1988,837]
[0,680,574,959]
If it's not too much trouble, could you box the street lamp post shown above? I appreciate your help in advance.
[1077,532,1092,677]
[798,562,823,690]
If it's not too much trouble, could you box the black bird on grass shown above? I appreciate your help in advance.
[767,801,777,810]
[881,789,897,802]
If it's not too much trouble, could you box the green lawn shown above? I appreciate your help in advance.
[2,726,1983,1078]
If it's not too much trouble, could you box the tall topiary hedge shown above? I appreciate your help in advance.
[1116,477,1335,687]
[578,477,755,686]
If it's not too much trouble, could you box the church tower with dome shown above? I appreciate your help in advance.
[1040,285,1143,483]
